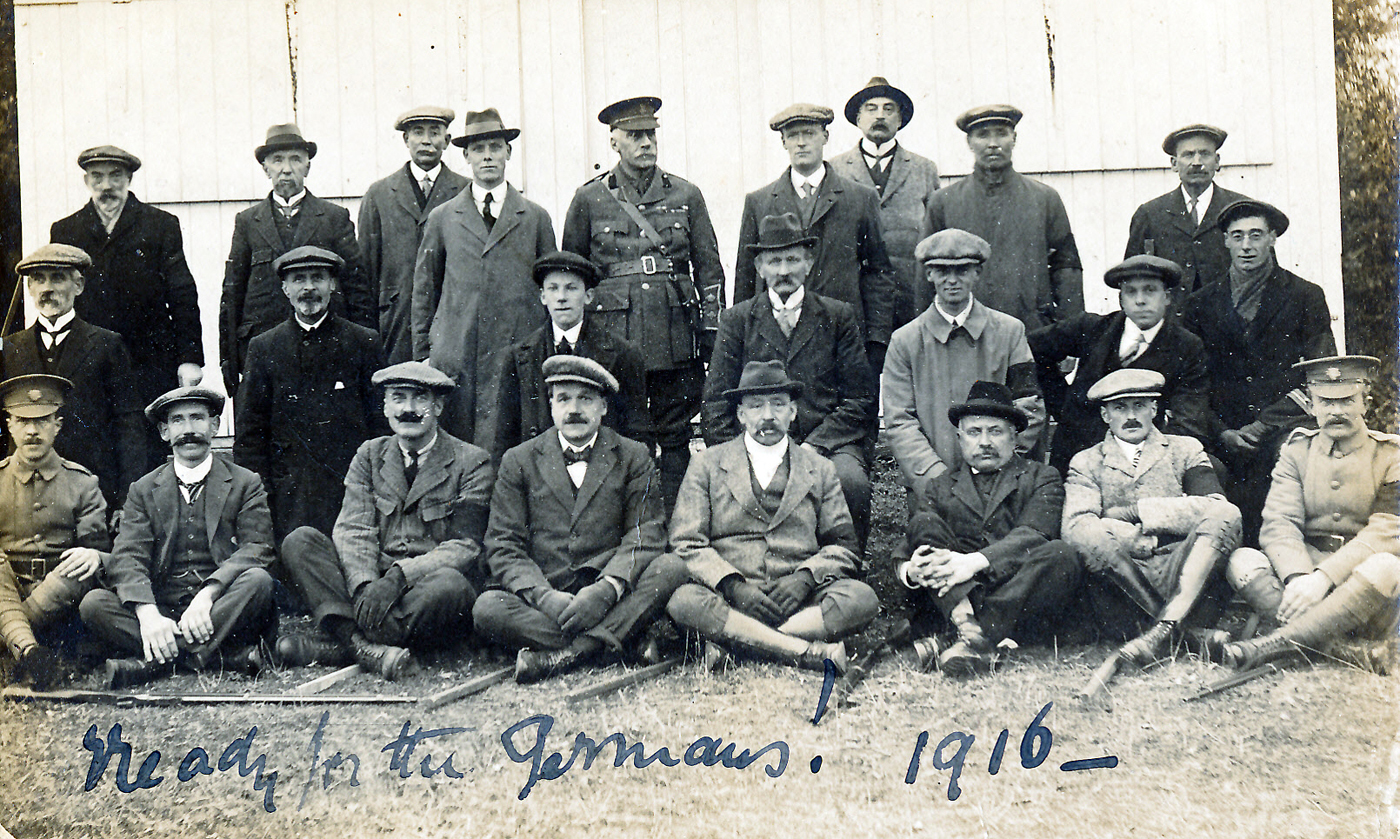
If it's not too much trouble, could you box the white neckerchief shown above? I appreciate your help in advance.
[399,432,438,468]
[559,430,599,488]
[552,320,584,347]
[473,182,508,218]
[36,310,76,347]
[296,311,330,332]
[790,164,826,196]
[767,285,805,317]
[272,190,307,210]
[173,454,214,502]
[1113,435,1146,469]
[1118,318,1163,360]
[935,298,973,329]
[860,138,898,171]
[744,433,790,490]
[1181,183,1214,224]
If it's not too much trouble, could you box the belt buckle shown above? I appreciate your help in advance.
[640,255,658,275]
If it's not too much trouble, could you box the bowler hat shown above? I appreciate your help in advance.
[394,105,456,132]
[273,245,344,278]
[1293,355,1380,399]
[16,243,91,275]
[77,145,142,173]
[947,381,1028,432]
[145,386,226,424]
[542,354,619,396]
[255,124,317,163]
[532,252,601,288]
[746,213,819,254]
[450,108,520,147]
[371,361,456,393]
[598,97,662,130]
[770,104,834,132]
[1217,199,1289,236]
[1103,255,1183,289]
[0,374,72,419]
[723,360,805,402]
[1162,124,1227,156]
[955,105,1022,133]
[1086,368,1165,403]
[844,76,914,126]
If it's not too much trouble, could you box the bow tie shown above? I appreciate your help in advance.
[864,146,897,162]
[562,445,592,465]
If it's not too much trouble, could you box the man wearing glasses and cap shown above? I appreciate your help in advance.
[359,106,469,364]
[221,123,372,396]
[562,96,725,510]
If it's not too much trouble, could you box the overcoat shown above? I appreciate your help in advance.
[410,184,556,444]
[1124,184,1249,292]
[358,162,469,363]
[733,164,894,345]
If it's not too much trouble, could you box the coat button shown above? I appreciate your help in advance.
[1331,480,1341,489]
[1333,512,1342,520]
[641,283,650,290]
[32,502,41,510]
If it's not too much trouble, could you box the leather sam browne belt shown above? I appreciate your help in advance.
[605,256,689,278]
[1306,533,1348,554]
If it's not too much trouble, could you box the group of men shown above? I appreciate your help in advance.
[0,76,1392,691]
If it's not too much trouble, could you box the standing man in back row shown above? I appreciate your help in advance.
[562,96,725,510]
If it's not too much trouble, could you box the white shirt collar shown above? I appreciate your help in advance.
[36,310,76,332]
[559,430,599,453]
[410,161,443,183]
[743,433,790,490]
[790,164,826,194]
[472,181,508,212]
[399,432,438,464]
[860,138,898,158]
[173,454,214,485]
[935,298,973,328]
[296,311,330,332]
[1119,317,1164,357]
[1181,182,1213,214]
[552,320,584,346]
[767,284,804,313]
[1113,435,1146,464]
[272,190,307,208]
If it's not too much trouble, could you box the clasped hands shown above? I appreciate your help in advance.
[135,582,222,664]
[904,545,989,597]
[721,570,815,624]
[536,579,620,636]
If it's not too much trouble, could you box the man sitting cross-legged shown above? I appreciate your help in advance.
[899,381,1082,676]
[667,360,878,672]
[474,355,686,683]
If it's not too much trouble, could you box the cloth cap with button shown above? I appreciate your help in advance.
[844,76,914,126]
[1293,355,1380,399]
[948,380,1028,432]
[543,354,619,396]
[598,97,662,130]
[532,251,602,288]
[144,386,226,424]
[955,104,1023,133]
[16,243,92,275]
[393,105,456,132]
[769,103,835,132]
[1162,123,1228,156]
[372,361,457,394]
[1104,254,1184,289]
[0,374,72,419]
[723,359,805,403]
[450,108,520,147]
[915,228,991,267]
[273,245,344,278]
[746,212,819,254]
[1217,198,1289,236]
[255,123,318,163]
[1087,368,1166,403]
[77,145,142,173]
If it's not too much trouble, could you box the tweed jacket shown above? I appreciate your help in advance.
[1124,184,1249,292]
[482,315,650,463]
[105,455,274,608]
[829,142,941,319]
[1260,427,1400,587]
[1029,310,1212,472]
[733,164,895,344]
[907,457,1064,585]
[486,427,665,596]
[701,291,873,452]
[1179,264,1335,437]
[358,162,469,363]
[1063,427,1230,557]
[50,193,203,405]
[410,184,555,444]
[670,436,860,590]
[333,432,493,596]
[220,191,371,394]
[1,317,145,506]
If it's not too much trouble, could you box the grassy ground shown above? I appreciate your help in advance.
[0,452,1396,839]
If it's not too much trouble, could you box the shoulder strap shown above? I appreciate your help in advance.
[606,182,666,251]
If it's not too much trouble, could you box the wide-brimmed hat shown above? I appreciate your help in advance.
[0,374,72,419]
[947,381,1027,432]
[532,252,601,288]
[723,360,805,403]
[77,145,141,173]
[844,76,914,126]
[451,108,520,147]
[1217,198,1289,236]
[1104,255,1183,289]
[255,124,317,163]
[746,213,819,254]
[542,354,618,396]
[145,386,226,424]
[1162,123,1227,156]
[16,243,91,275]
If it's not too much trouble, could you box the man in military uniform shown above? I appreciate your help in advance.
[830,77,941,329]
[1124,124,1249,293]
[561,96,725,510]
[1223,356,1400,670]
[0,375,110,688]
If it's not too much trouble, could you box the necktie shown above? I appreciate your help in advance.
[1188,196,1200,227]
[405,450,420,487]
[179,479,204,504]
[801,182,815,201]
[482,192,496,231]
[420,175,433,198]
[278,202,298,222]
[1120,332,1147,364]
[555,337,572,356]
[1131,448,1143,471]
[776,307,797,337]
[562,445,592,465]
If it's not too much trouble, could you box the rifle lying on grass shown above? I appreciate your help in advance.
[1182,663,1281,702]
[420,666,515,709]
[564,656,683,704]
[1077,649,1127,710]
[817,618,913,723]
[2,685,419,706]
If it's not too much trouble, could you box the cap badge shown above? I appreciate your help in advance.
[1325,367,1342,381]
[27,390,41,401]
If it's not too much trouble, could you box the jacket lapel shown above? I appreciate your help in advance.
[104,195,142,246]
[843,145,875,189]
[536,436,579,514]
[152,464,180,573]
[5,328,43,369]
[881,149,913,204]
[948,465,984,518]
[291,194,327,248]
[53,319,97,380]
[391,166,425,223]
[770,446,815,531]
[203,457,233,549]
[485,186,524,252]
[454,190,490,247]
[1134,429,1171,482]
[250,199,284,252]
[572,431,618,521]
[808,165,838,228]
[755,301,790,352]
[378,442,410,507]
[405,439,452,509]
[720,442,766,523]
[983,462,1022,522]
[1247,266,1289,336]
[785,298,817,359]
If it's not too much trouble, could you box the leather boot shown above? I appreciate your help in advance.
[349,632,412,681]
[938,615,992,678]
[1223,574,1390,670]
[902,636,942,672]
[797,640,848,674]
[103,657,173,690]
[514,639,598,684]
[21,572,86,629]
[1119,620,1175,666]
[277,634,353,667]
[1094,554,1165,618]
[1238,574,1284,619]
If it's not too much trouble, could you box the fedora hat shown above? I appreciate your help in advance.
[723,360,805,403]
[746,213,819,254]
[451,108,520,147]
[844,76,914,126]
[255,124,317,163]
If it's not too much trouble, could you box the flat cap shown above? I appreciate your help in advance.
[1086,368,1166,403]
[145,385,226,423]
[255,124,317,163]
[532,252,601,288]
[723,360,804,403]
[1293,355,1380,398]
[1104,254,1184,289]
[371,361,456,393]
[955,104,1023,133]
[598,97,662,130]
[77,145,141,173]
[915,228,991,266]
[16,243,92,275]
[0,374,72,419]
[273,245,344,277]
[542,354,619,395]
[1162,123,1227,155]
[844,76,914,127]
[948,380,1028,432]
[746,212,819,254]
[769,103,835,132]
[1217,198,1289,236]
[394,105,456,131]
[451,108,520,147]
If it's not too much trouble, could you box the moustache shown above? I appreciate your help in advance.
[1325,418,1353,427]
[173,433,207,446]
[1122,421,1143,429]
[563,413,586,424]
[296,292,324,303]
[395,413,425,424]
[757,421,783,433]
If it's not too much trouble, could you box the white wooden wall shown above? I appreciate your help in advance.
[15,0,1346,391]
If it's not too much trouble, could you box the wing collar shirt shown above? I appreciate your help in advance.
[558,430,599,488]
[790,163,827,196]
[767,285,805,330]
[744,433,790,490]
[296,311,330,332]
[35,310,76,348]
[860,138,899,173]
[272,190,307,215]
